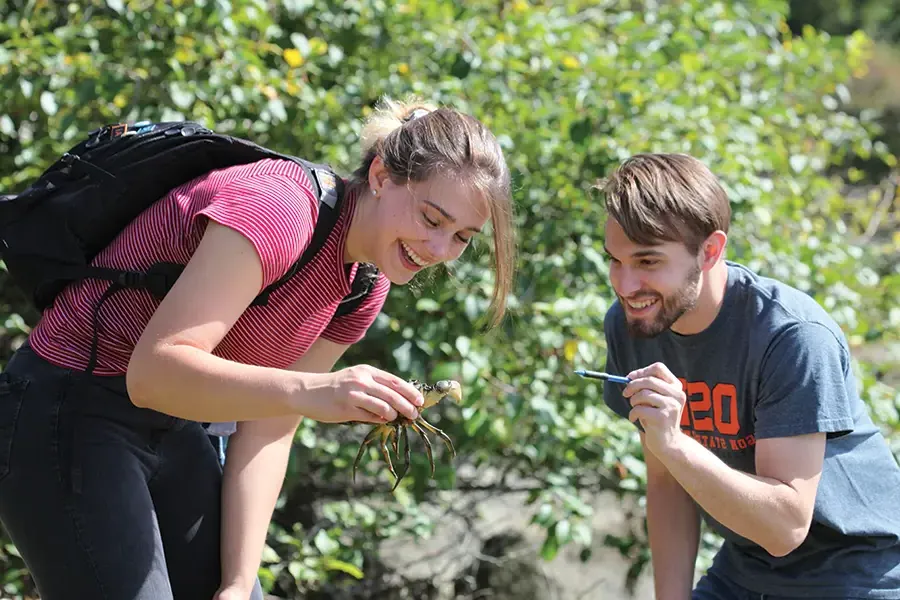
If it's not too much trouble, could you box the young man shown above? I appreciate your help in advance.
[598,153,900,599]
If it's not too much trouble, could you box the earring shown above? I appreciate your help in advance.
[371,189,378,197]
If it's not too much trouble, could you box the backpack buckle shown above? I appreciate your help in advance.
[108,123,129,138]
[116,271,146,288]
[311,168,339,209]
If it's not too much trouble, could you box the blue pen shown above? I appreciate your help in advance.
[573,369,631,385]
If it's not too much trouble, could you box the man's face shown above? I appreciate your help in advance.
[604,219,703,338]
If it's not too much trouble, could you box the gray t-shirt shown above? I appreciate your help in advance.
[603,261,900,598]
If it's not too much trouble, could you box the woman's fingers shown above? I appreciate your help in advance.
[371,370,424,407]
[349,406,389,424]
[352,392,401,422]
[337,365,424,422]
[367,381,420,420]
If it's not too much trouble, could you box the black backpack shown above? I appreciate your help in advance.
[0,120,379,370]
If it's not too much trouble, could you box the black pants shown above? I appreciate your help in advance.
[0,343,263,600]
[693,558,868,600]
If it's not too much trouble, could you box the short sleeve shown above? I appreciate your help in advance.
[194,174,317,290]
[754,322,855,440]
[321,271,391,345]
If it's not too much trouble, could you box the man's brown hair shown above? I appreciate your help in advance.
[596,153,731,255]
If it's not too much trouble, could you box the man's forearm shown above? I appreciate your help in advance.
[658,435,809,556]
[647,470,700,600]
[219,417,301,593]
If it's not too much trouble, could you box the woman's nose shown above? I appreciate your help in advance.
[426,233,454,261]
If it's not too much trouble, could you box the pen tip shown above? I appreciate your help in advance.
[573,369,585,376]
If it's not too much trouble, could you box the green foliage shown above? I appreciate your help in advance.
[788,0,900,44]
[1,0,897,597]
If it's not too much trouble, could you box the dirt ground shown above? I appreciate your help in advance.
[379,487,658,600]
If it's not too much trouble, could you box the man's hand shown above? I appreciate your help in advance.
[623,362,686,455]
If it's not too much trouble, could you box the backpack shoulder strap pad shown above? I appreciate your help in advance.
[250,158,345,306]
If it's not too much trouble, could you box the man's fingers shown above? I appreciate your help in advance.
[627,390,668,410]
[623,376,683,401]
[628,405,655,426]
[627,361,679,385]
[623,376,665,398]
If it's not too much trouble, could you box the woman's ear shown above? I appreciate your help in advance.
[367,156,389,196]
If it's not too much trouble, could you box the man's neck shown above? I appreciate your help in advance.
[670,261,729,336]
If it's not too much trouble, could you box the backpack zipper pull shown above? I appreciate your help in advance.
[61,153,117,181]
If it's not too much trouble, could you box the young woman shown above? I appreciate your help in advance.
[0,97,516,600]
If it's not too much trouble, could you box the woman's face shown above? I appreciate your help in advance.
[363,161,490,285]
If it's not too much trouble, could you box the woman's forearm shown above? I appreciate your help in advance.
[126,343,320,422]
[218,417,301,593]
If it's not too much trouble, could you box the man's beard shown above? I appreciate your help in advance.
[624,261,702,338]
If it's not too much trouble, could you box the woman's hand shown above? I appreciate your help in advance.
[300,364,424,423]
[213,584,254,600]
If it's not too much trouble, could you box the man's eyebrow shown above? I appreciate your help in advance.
[425,199,482,233]
[603,245,666,259]
[632,249,666,258]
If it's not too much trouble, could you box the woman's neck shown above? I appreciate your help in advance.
[342,182,369,264]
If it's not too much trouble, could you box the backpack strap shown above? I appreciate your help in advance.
[334,262,380,318]
[251,162,345,307]
[81,164,379,372]
[250,162,381,316]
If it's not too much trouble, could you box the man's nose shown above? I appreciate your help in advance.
[614,267,643,297]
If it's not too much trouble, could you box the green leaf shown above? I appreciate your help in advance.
[40,92,58,116]
[322,557,364,579]
[455,335,471,356]
[540,529,560,561]
[169,82,193,109]
[415,298,440,312]
[313,530,339,555]
[555,519,571,543]
[0,115,15,136]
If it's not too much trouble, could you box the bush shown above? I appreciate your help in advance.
[1,0,897,597]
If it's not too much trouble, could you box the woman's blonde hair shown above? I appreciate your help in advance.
[353,96,516,329]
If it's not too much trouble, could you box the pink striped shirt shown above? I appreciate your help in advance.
[29,158,390,376]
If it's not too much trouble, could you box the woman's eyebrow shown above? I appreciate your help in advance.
[424,199,482,233]
[424,200,455,222]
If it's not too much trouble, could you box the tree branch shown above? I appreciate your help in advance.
[862,170,898,241]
